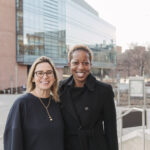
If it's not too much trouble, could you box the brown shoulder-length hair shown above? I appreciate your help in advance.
[68,45,93,63]
[26,56,59,102]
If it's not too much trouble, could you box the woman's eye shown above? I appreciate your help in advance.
[47,71,53,75]
[83,62,89,65]
[38,72,43,75]
[72,62,79,65]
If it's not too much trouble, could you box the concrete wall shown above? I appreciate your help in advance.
[119,129,150,150]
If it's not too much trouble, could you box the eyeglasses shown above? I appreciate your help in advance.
[34,70,54,78]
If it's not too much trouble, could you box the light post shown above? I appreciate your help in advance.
[117,73,120,105]
[15,64,18,94]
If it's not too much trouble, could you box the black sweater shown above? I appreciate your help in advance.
[4,93,64,150]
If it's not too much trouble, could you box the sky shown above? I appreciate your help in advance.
[85,0,150,51]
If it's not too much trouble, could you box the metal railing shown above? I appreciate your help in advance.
[117,107,146,150]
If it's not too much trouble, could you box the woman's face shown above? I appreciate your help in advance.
[69,50,91,87]
[33,62,55,91]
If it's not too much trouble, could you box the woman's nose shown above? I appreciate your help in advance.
[43,73,48,78]
[77,63,84,69]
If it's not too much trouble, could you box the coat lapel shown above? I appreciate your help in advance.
[60,88,81,125]
[59,74,96,126]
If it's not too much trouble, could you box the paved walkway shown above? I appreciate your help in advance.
[0,94,150,150]
[0,94,21,150]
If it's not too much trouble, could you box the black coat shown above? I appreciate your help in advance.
[59,74,118,150]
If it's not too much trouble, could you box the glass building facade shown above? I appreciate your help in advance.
[16,0,66,66]
[66,0,116,69]
[16,0,116,70]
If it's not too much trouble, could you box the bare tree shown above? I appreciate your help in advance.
[116,45,150,78]
[131,46,146,76]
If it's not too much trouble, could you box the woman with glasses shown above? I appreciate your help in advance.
[4,56,64,150]
[59,45,118,150]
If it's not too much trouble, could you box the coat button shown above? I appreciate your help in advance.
[84,106,89,111]
[78,126,82,130]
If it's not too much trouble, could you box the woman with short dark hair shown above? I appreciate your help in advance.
[59,45,118,150]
